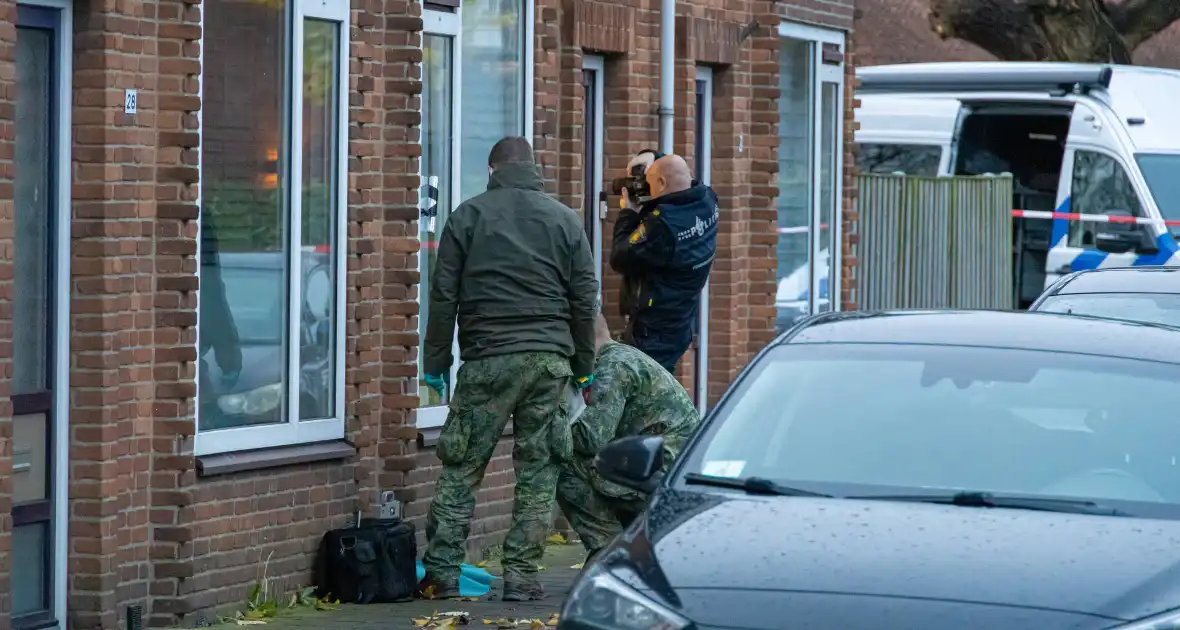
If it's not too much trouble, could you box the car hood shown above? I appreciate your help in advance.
[604,489,1180,628]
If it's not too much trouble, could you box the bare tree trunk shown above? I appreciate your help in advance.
[928,0,1180,63]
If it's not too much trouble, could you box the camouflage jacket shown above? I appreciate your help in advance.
[566,340,700,467]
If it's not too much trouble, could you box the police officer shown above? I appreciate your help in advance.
[611,152,719,374]
[419,136,599,602]
[554,313,700,561]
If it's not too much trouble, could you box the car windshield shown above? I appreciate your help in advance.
[1135,153,1180,237]
[222,267,284,344]
[678,342,1180,510]
[1037,293,1180,328]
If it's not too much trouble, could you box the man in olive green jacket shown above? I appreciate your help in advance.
[419,136,599,602]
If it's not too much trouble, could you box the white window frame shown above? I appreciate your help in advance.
[194,0,351,456]
[18,0,73,622]
[583,54,606,281]
[694,66,712,416]
[779,21,846,316]
[417,1,535,430]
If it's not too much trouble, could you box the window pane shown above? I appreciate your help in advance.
[1068,151,1145,248]
[459,0,526,203]
[299,19,340,420]
[420,34,455,408]
[776,38,813,331]
[200,0,289,431]
[14,26,53,396]
[12,522,47,616]
[857,143,941,176]
[816,82,838,313]
[13,413,48,504]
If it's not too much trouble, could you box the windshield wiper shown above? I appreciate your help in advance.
[683,472,832,498]
[847,491,1130,516]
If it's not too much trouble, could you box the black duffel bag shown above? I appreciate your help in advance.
[314,517,417,604]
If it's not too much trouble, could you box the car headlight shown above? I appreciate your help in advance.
[1115,609,1180,629]
[560,563,691,630]
[218,383,283,416]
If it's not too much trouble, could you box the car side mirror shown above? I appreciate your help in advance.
[1094,210,1152,255]
[594,435,665,494]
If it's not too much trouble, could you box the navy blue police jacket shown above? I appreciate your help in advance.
[609,182,719,335]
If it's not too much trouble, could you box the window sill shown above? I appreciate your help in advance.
[196,439,356,477]
[418,422,514,448]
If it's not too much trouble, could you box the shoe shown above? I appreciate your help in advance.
[502,581,545,601]
[417,575,461,599]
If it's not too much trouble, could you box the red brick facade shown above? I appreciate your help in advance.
[0,0,854,628]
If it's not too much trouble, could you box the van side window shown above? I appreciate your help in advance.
[1069,150,1145,248]
[856,144,941,176]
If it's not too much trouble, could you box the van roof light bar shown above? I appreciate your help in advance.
[857,65,1114,95]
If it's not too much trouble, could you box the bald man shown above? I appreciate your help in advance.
[610,152,719,374]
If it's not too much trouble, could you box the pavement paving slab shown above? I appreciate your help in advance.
[236,543,587,629]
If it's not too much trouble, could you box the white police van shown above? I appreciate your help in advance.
[855,62,1180,307]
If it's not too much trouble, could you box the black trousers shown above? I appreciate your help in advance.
[624,318,694,374]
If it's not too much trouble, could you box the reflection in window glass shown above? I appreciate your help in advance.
[299,19,339,420]
[459,0,525,204]
[1069,151,1145,248]
[857,143,942,176]
[14,26,52,396]
[200,0,289,431]
[776,38,813,331]
[1137,153,1180,237]
[12,523,47,616]
[420,33,454,408]
[1036,293,1180,329]
[816,82,838,313]
[690,343,1180,505]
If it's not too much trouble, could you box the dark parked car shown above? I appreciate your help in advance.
[199,250,335,429]
[560,310,1180,630]
[1031,265,1180,328]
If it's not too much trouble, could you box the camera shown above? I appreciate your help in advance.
[610,164,651,200]
[609,149,665,201]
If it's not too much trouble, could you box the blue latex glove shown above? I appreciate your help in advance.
[576,375,594,404]
[424,373,447,396]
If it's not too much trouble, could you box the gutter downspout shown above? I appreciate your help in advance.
[659,0,675,155]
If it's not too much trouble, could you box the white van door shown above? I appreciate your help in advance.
[1045,101,1175,282]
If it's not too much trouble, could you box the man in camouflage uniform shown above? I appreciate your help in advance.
[420,137,599,601]
[555,314,700,560]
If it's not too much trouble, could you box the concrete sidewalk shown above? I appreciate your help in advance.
[239,542,587,629]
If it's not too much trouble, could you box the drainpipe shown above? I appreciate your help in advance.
[659,0,675,155]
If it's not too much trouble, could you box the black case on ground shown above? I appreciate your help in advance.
[314,517,417,604]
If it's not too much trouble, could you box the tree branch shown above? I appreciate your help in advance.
[1108,0,1180,50]
[928,0,1132,62]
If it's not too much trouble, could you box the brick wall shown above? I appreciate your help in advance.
[408,0,857,557]
[5,0,854,625]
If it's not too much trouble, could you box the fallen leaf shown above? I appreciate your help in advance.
[413,617,434,627]
[535,565,545,571]
[422,584,437,600]
[450,596,480,602]
[570,562,584,569]
[545,533,567,545]
[530,620,546,629]
[435,619,460,630]
[547,613,559,627]
[475,560,489,568]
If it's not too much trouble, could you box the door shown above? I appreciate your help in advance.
[693,67,712,413]
[14,2,69,627]
[813,50,842,314]
[582,55,605,281]
[418,9,462,427]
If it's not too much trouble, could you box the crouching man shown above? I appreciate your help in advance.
[554,314,700,560]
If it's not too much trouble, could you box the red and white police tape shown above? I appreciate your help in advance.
[1010,209,1180,226]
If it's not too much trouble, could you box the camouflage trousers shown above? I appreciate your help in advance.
[422,352,572,585]
[556,458,646,558]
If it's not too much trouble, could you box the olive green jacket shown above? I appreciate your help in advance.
[423,162,599,378]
